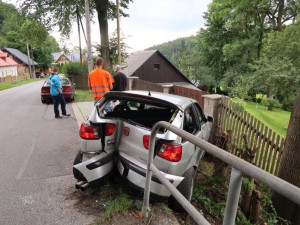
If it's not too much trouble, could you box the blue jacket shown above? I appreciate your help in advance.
[49,74,62,96]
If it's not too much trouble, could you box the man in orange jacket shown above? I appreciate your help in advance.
[88,57,114,109]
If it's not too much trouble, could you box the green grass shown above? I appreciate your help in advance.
[74,89,94,102]
[93,184,133,225]
[243,101,291,138]
[0,78,41,91]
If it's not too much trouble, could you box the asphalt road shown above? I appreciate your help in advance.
[0,80,96,225]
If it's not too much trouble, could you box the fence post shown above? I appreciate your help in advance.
[128,76,139,90]
[203,94,222,143]
[162,84,173,94]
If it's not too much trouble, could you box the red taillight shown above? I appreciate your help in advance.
[143,135,150,149]
[157,143,182,162]
[79,123,100,139]
[105,123,116,136]
[64,87,71,92]
[41,88,49,93]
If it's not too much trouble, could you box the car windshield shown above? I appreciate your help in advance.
[98,98,178,130]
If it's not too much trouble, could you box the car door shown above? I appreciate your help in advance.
[181,103,203,169]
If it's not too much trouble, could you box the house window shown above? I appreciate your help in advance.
[154,64,160,70]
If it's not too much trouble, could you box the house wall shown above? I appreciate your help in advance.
[0,66,18,78]
[132,52,187,83]
[56,55,69,64]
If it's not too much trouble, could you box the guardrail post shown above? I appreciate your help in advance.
[223,168,243,225]
[142,126,158,218]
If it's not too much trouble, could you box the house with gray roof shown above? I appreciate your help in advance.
[2,47,37,66]
[51,52,84,64]
[122,50,198,90]
[2,47,38,76]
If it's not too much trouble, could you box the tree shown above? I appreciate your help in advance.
[20,0,133,72]
[0,1,60,69]
[195,0,299,95]
[253,22,300,101]
[272,93,300,224]
[33,36,60,69]
[94,30,128,67]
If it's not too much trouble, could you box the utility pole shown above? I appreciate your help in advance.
[116,0,121,65]
[85,0,93,73]
[76,5,83,64]
[26,42,32,78]
[30,46,36,78]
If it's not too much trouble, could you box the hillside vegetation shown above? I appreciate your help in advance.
[146,0,299,114]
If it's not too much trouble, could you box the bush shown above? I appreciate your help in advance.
[59,62,88,78]
[232,97,246,109]
[262,99,281,111]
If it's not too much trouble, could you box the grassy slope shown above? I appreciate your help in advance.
[0,78,41,91]
[243,101,291,138]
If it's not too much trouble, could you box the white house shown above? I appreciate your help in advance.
[0,50,18,79]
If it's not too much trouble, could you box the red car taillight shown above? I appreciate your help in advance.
[79,123,100,140]
[157,143,182,162]
[41,88,49,93]
[64,87,71,92]
[143,135,150,149]
[105,123,116,136]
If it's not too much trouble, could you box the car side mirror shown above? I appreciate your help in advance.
[73,82,76,86]
[207,116,214,122]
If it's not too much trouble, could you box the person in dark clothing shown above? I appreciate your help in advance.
[112,65,127,91]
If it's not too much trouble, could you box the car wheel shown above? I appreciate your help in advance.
[73,151,86,181]
[169,167,196,212]
[41,100,47,103]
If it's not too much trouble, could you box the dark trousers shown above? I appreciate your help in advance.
[52,94,66,117]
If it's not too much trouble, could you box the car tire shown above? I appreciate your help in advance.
[169,167,196,212]
[73,151,86,181]
[41,100,47,103]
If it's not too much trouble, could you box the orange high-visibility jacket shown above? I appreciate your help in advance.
[88,68,114,100]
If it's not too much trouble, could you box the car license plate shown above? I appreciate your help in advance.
[117,160,124,175]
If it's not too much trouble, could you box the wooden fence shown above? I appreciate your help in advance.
[173,85,206,109]
[218,96,285,175]
[70,74,89,90]
[131,79,164,92]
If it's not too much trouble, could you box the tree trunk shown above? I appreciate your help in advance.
[272,93,300,224]
[276,0,284,32]
[94,0,112,72]
[267,86,273,99]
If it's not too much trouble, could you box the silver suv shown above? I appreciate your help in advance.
[73,91,212,205]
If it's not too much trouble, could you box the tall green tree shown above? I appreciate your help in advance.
[196,0,299,97]
[0,1,60,69]
[253,22,300,102]
[20,0,133,72]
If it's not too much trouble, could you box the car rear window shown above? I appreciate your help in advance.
[61,79,69,85]
[98,98,178,130]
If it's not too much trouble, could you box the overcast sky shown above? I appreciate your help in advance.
[5,0,212,53]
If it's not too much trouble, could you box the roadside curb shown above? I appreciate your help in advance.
[72,101,93,128]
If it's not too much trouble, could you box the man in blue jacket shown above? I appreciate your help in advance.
[49,67,70,119]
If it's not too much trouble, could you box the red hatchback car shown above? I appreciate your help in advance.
[41,78,75,103]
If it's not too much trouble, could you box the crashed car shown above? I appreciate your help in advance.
[73,90,212,205]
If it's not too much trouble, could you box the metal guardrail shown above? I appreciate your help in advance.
[142,121,300,225]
